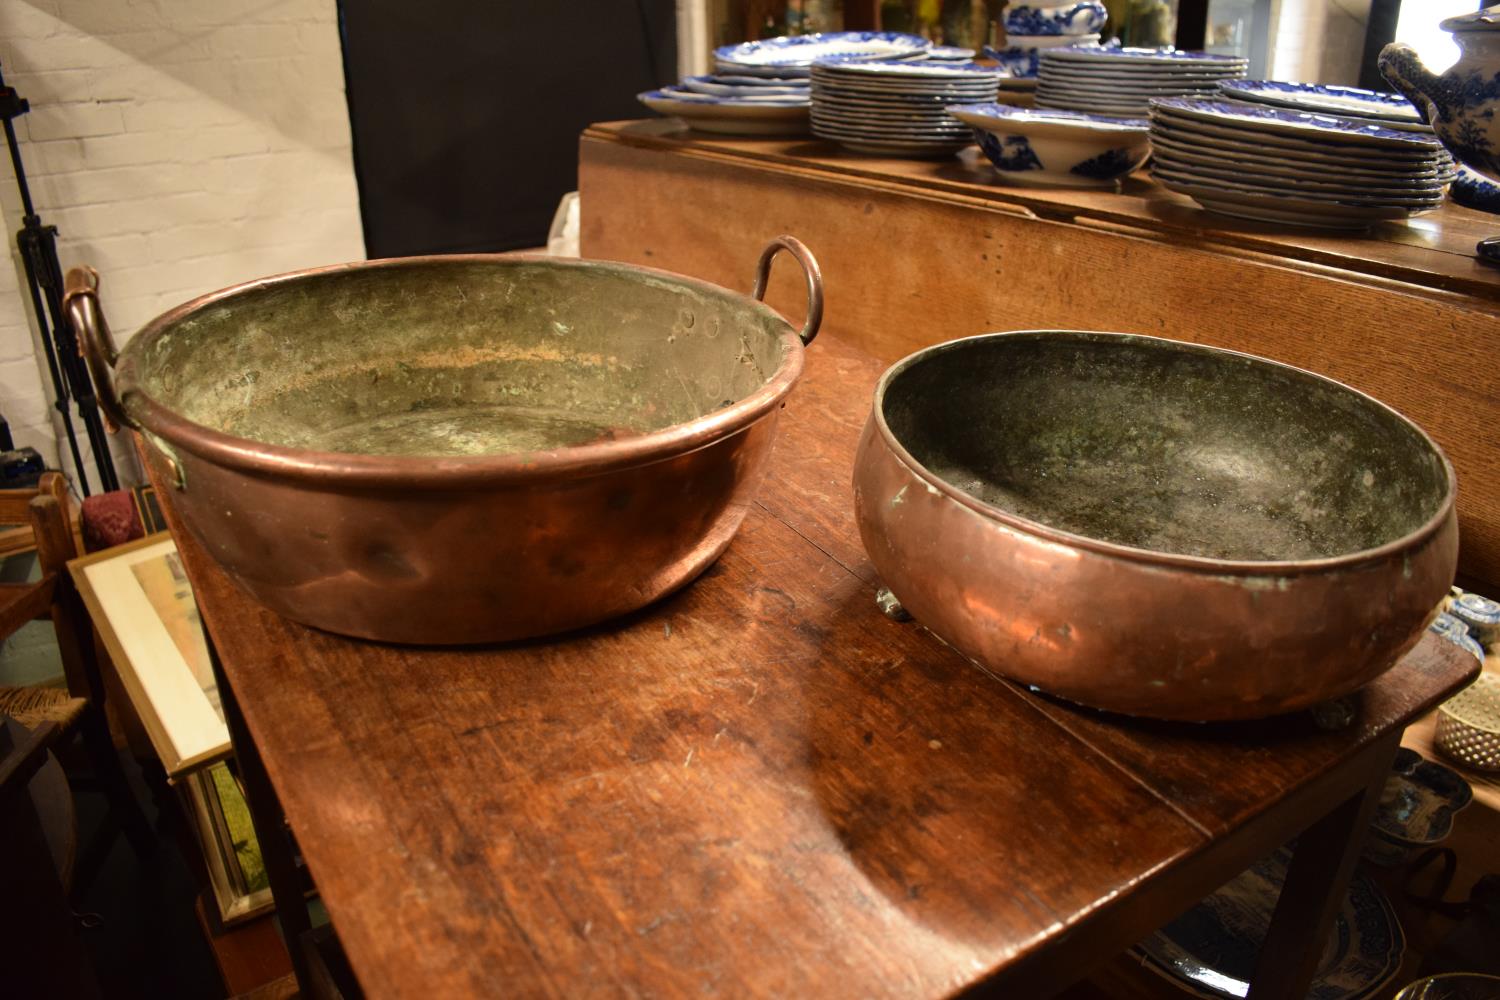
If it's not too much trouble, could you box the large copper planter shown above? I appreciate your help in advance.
[66,239,822,644]
[854,331,1458,721]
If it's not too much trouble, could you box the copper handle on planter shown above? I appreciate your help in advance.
[752,236,823,346]
[64,266,137,433]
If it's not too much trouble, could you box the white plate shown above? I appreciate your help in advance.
[1041,43,1248,68]
[716,31,930,72]
[638,91,811,136]
[1156,171,1415,230]
[1153,165,1434,214]
[658,85,809,105]
[1217,80,1424,124]
[811,115,969,137]
[1152,153,1444,203]
[1149,98,1441,153]
[679,76,809,97]
[1151,117,1443,168]
[812,57,1003,80]
[1149,132,1443,182]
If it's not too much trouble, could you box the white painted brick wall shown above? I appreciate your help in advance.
[0,0,364,488]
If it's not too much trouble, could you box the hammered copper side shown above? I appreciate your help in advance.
[853,331,1459,721]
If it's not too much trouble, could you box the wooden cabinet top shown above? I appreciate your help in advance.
[586,119,1500,303]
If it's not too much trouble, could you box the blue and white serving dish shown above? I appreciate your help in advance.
[1004,1,1107,37]
[715,31,930,77]
[637,89,810,136]
[1135,847,1405,1000]
[953,104,1150,186]
[1363,747,1473,866]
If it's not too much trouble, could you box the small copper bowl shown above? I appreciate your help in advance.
[854,331,1458,721]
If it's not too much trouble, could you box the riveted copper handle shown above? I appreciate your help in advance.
[64,266,137,433]
[752,236,823,347]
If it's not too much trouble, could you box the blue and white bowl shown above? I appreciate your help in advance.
[951,103,1150,187]
[1004,1,1108,37]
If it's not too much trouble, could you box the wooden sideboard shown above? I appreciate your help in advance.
[578,119,1500,590]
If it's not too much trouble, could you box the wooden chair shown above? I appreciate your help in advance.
[0,472,153,887]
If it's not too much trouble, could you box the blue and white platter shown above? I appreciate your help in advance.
[1217,80,1424,124]
[1135,847,1405,1000]
[1150,98,1444,152]
[715,31,930,76]
[1372,748,1473,847]
[637,90,810,136]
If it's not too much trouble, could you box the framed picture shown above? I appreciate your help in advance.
[69,531,271,925]
[69,532,227,777]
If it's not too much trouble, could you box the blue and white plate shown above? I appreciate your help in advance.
[679,75,809,98]
[1153,156,1444,204]
[1150,133,1444,184]
[1150,97,1443,152]
[925,45,976,62]
[637,90,811,136]
[810,57,996,158]
[813,56,1003,79]
[1043,43,1250,67]
[1151,115,1447,170]
[1217,80,1424,125]
[1136,847,1405,1000]
[715,31,930,77]
[657,84,809,105]
[1153,169,1433,229]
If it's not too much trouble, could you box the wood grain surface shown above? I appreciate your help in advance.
[578,121,1500,591]
[155,329,1478,999]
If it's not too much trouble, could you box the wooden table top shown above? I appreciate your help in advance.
[170,330,1480,999]
[587,119,1500,303]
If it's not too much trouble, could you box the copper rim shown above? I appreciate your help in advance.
[114,253,809,489]
[870,330,1458,576]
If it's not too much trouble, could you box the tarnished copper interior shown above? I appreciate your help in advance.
[881,333,1450,562]
[131,259,792,459]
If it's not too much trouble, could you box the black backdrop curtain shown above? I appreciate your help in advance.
[339,1,676,258]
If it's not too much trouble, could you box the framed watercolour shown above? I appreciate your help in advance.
[69,531,270,924]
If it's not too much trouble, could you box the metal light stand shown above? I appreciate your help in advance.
[1,60,119,496]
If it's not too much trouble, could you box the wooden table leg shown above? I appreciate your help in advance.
[206,630,317,993]
[1246,731,1400,1000]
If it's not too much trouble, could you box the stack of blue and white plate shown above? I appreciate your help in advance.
[925,45,977,64]
[811,57,1003,156]
[639,31,931,136]
[1037,44,1248,117]
[1148,96,1449,229]
[1216,79,1458,184]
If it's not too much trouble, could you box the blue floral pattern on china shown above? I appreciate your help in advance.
[1070,146,1140,178]
[975,129,1042,171]
[983,46,1042,77]
[1003,2,1107,37]
[1135,847,1404,1000]
[957,103,1148,130]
